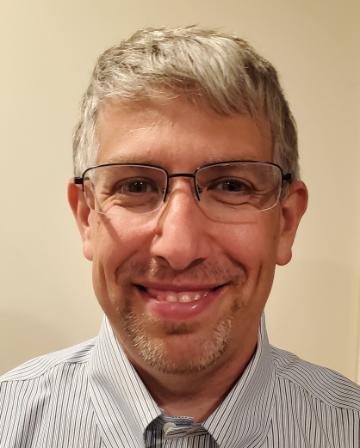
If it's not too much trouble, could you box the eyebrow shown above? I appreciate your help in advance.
[100,154,160,165]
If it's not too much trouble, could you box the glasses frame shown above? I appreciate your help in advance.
[74,160,292,216]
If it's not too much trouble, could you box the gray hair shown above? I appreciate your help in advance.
[73,26,299,179]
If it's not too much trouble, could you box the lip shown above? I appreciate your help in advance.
[134,282,228,320]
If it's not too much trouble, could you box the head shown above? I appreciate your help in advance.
[73,26,299,180]
[69,26,307,377]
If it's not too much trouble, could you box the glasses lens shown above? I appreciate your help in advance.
[196,162,282,222]
[83,165,166,215]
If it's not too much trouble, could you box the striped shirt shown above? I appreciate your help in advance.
[1,316,359,447]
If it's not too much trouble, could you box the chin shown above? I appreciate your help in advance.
[124,316,233,375]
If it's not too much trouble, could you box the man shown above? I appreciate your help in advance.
[0,26,359,448]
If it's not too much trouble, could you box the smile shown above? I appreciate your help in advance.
[147,288,209,303]
[134,283,227,320]
[136,284,225,302]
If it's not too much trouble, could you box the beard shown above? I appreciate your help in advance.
[113,258,245,374]
[121,309,237,374]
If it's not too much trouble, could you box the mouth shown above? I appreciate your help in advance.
[135,283,226,301]
[133,283,228,320]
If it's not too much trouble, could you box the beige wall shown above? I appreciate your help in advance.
[0,0,359,382]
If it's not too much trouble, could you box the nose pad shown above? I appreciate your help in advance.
[160,185,196,216]
[157,181,203,229]
[164,173,201,203]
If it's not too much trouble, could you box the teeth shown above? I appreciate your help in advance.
[179,294,192,303]
[186,293,202,302]
[160,292,204,303]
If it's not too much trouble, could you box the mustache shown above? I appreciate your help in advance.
[118,257,244,284]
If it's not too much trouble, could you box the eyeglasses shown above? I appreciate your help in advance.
[74,161,292,223]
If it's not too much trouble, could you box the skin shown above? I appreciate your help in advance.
[68,96,308,421]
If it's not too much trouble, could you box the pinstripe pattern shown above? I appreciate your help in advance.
[1,317,359,447]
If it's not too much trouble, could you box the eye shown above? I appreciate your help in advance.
[113,178,158,194]
[207,177,254,193]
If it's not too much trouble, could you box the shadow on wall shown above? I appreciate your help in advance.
[0,308,66,374]
[267,257,359,381]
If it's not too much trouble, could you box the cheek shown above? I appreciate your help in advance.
[217,215,281,307]
[220,220,280,267]
[91,216,156,282]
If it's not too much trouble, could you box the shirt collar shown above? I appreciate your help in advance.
[88,315,274,448]
[88,317,161,448]
[204,315,275,447]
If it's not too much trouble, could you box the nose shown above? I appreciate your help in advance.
[150,181,213,271]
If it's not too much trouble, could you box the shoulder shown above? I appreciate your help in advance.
[271,345,360,412]
[0,339,98,445]
[0,338,96,384]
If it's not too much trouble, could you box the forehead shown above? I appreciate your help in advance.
[95,96,272,168]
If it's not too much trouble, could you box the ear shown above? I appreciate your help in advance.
[67,180,94,261]
[276,180,308,266]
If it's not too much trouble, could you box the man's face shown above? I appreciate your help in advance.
[70,97,306,375]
